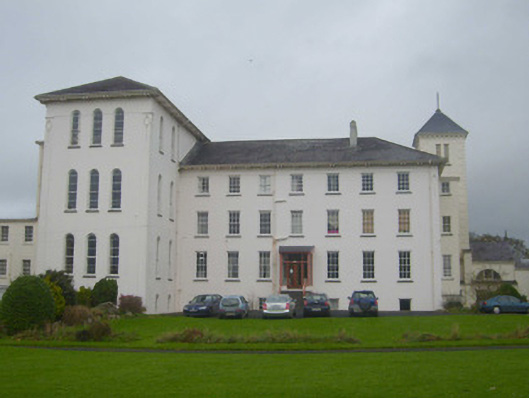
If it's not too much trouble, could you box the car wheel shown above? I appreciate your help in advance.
[493,306,501,314]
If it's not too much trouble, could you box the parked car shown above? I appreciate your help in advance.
[303,293,331,317]
[479,295,529,314]
[262,294,296,319]
[219,295,250,319]
[348,290,378,316]
[183,294,222,317]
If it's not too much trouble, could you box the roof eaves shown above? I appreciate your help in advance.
[179,158,444,171]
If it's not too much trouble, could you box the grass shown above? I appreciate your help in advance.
[1,346,528,397]
[1,313,528,350]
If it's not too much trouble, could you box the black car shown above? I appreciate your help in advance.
[303,293,331,317]
[183,294,222,317]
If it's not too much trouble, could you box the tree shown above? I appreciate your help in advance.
[39,270,76,306]
[0,276,55,335]
[91,278,118,306]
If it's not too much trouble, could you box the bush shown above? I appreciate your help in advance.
[91,278,118,306]
[43,278,66,320]
[62,305,93,326]
[75,321,112,342]
[39,270,76,306]
[77,286,92,307]
[118,295,145,314]
[0,276,55,335]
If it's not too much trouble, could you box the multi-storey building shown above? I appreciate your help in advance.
[0,77,473,312]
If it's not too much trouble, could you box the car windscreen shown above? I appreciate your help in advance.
[266,295,289,303]
[353,292,375,299]
[190,295,209,303]
[221,298,240,307]
[307,294,327,302]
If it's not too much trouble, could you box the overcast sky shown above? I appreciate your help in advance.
[1,0,528,243]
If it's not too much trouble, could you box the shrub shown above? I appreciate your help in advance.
[39,270,76,306]
[0,276,55,335]
[118,295,145,314]
[75,321,112,342]
[91,278,118,306]
[43,278,66,320]
[77,286,92,307]
[62,305,93,326]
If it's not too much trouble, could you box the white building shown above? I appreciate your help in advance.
[1,77,473,312]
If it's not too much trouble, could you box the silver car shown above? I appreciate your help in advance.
[262,294,296,319]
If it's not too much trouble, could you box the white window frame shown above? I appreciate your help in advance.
[442,216,451,233]
[0,259,6,276]
[89,169,99,210]
[1,226,8,242]
[227,251,239,279]
[327,210,339,234]
[399,251,411,279]
[86,234,97,275]
[196,251,207,279]
[197,212,209,235]
[397,172,410,191]
[229,175,241,194]
[67,170,78,210]
[111,169,122,210]
[92,109,102,146]
[291,174,303,193]
[327,251,339,279]
[443,255,452,278]
[65,234,74,274]
[361,173,374,192]
[398,209,411,234]
[109,234,119,275]
[259,251,271,279]
[71,110,80,146]
[327,173,339,192]
[291,211,303,235]
[441,181,450,194]
[113,108,124,145]
[259,211,271,235]
[159,116,164,153]
[362,209,375,235]
[198,177,209,194]
[363,251,375,279]
[259,175,271,194]
[228,211,240,235]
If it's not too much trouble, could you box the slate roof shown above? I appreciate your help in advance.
[35,76,157,98]
[470,241,516,262]
[34,77,209,143]
[412,109,468,147]
[180,137,443,169]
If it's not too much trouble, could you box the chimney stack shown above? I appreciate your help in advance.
[349,120,357,147]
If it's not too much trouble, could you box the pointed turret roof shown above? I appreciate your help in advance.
[413,109,468,147]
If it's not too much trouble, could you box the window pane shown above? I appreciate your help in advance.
[260,211,271,235]
[229,211,240,235]
[229,176,240,193]
[259,251,270,279]
[291,211,303,234]
[362,173,373,192]
[112,169,122,209]
[71,111,80,146]
[327,251,339,279]
[67,170,78,210]
[398,173,410,191]
[110,234,119,274]
[89,170,99,209]
[327,210,339,234]
[327,174,339,192]
[363,251,375,279]
[197,212,209,235]
[228,251,239,278]
[92,109,102,145]
[399,251,411,279]
[87,234,96,274]
[259,175,271,194]
[362,210,374,234]
[114,108,124,145]
[65,234,74,274]
[291,175,303,192]
[196,252,207,278]
[198,177,209,194]
[398,209,410,234]
[443,255,452,277]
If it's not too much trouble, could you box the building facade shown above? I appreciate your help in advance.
[1,77,474,312]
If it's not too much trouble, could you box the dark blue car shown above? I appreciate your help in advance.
[183,294,222,317]
[303,293,331,317]
[479,295,529,314]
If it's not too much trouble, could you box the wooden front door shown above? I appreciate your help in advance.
[282,253,310,289]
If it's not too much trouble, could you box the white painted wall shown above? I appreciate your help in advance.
[176,165,443,311]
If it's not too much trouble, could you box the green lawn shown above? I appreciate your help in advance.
[2,313,528,351]
[1,346,528,397]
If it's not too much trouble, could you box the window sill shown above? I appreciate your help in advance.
[440,193,452,197]
[257,234,272,238]
[83,275,96,278]
[195,235,209,239]
[23,242,34,245]
[325,279,341,283]
[441,233,453,236]
[396,234,413,238]
[155,277,161,280]
[226,234,241,238]
[108,209,122,213]
[193,278,208,282]
[361,279,377,283]
[289,192,304,196]
[0,242,8,245]
[110,143,124,147]
[106,275,119,279]
[85,209,99,213]
[325,192,341,195]
[89,144,102,148]
[360,234,376,238]
[256,279,272,282]
[0,276,7,279]
[159,150,164,155]
[169,218,174,222]
[325,234,341,238]
[360,191,376,195]
[157,213,162,218]
[257,193,273,196]
[396,191,412,194]
[68,145,80,149]
[227,193,241,197]
[64,209,77,213]
[168,278,173,282]
[225,279,240,282]
[397,279,413,283]
[289,234,305,238]
[442,277,454,281]
[195,193,210,197]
